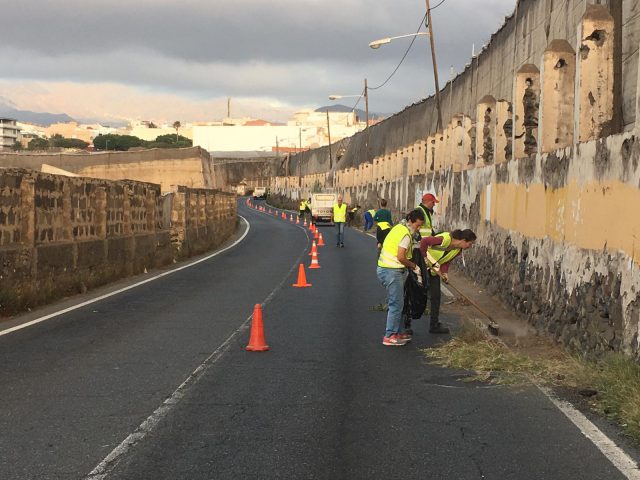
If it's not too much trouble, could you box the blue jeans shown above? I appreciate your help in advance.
[364,212,374,231]
[377,266,407,337]
[335,222,345,245]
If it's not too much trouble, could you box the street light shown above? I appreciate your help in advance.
[368,32,429,49]
[328,79,369,127]
[369,0,443,130]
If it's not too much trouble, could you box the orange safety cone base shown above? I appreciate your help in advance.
[246,344,270,351]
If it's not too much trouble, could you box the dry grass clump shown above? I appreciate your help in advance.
[425,325,640,442]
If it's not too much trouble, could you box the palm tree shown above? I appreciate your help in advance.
[173,121,181,143]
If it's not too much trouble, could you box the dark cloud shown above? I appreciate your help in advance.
[0,0,514,115]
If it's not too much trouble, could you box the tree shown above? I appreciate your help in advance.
[173,121,181,142]
[49,135,89,149]
[28,137,49,151]
[152,134,192,148]
[55,138,89,149]
[11,141,23,151]
[93,134,144,151]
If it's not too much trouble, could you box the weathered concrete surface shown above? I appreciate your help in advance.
[0,169,236,316]
[0,147,214,193]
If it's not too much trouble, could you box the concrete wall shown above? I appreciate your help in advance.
[265,2,640,358]
[0,169,236,315]
[0,147,214,193]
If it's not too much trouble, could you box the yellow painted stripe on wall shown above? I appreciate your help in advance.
[484,181,640,265]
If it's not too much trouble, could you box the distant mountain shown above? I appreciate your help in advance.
[315,104,387,121]
[0,97,75,126]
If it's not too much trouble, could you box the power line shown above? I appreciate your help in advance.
[429,0,447,12]
[367,0,447,92]
[369,13,427,91]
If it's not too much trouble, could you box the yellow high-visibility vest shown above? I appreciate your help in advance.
[299,200,306,210]
[333,203,347,222]
[426,232,460,275]
[377,224,412,269]
[377,221,392,231]
[416,205,434,237]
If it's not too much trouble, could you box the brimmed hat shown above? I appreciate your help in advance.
[422,193,439,203]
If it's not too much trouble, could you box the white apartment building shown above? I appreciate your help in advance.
[0,118,21,151]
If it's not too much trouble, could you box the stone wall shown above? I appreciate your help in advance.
[211,156,283,190]
[264,2,640,358]
[0,169,236,315]
[0,147,214,193]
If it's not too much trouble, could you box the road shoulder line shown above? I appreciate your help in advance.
[0,216,251,339]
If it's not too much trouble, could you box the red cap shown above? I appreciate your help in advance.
[422,193,439,203]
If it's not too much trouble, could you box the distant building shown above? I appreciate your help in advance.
[45,122,96,143]
[0,118,21,151]
[193,111,365,152]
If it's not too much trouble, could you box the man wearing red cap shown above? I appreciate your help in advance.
[417,193,439,239]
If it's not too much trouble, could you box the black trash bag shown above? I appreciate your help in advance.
[403,248,429,330]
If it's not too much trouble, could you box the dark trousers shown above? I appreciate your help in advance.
[429,274,441,326]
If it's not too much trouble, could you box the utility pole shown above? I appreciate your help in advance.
[326,110,332,168]
[227,97,231,118]
[299,128,302,153]
[364,78,369,128]
[425,0,443,131]
[276,136,279,158]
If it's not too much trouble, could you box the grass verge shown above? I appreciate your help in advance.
[425,325,640,443]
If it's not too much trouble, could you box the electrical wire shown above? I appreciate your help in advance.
[369,13,427,91]
[368,0,447,92]
[429,0,447,12]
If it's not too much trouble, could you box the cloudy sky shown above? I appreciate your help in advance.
[0,0,514,124]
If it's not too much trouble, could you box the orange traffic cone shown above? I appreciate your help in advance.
[292,263,312,287]
[296,217,300,224]
[314,229,319,240]
[246,304,270,352]
[310,223,316,233]
[303,219,307,227]
[290,214,293,222]
[309,249,321,269]
[317,233,325,246]
[309,240,318,256]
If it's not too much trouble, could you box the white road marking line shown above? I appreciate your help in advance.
[0,216,251,338]
[361,216,638,477]
[85,213,307,479]
[537,385,640,479]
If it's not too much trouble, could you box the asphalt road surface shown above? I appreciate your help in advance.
[0,199,633,479]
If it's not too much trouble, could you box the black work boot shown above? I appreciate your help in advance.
[429,322,450,334]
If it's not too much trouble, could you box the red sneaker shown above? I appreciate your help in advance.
[382,334,408,346]
[397,332,412,342]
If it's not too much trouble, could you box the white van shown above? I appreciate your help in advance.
[253,186,267,199]
[310,193,337,224]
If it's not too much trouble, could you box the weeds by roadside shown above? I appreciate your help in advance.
[425,325,640,443]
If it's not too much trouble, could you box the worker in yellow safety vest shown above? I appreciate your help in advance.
[347,205,360,226]
[418,229,477,334]
[299,199,307,221]
[376,209,425,346]
[363,208,376,231]
[416,193,439,238]
[374,198,393,255]
[332,195,348,247]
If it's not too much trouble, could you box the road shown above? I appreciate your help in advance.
[0,198,634,479]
